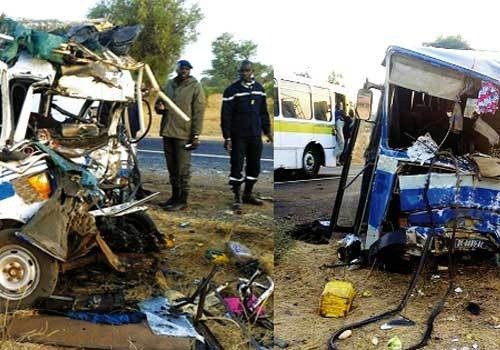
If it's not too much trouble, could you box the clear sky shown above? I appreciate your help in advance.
[3,0,499,98]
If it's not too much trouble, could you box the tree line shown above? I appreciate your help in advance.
[88,0,272,96]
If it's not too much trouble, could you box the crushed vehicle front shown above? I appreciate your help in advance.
[332,46,500,262]
[0,18,176,310]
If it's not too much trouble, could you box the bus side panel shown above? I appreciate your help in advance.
[315,133,336,167]
[274,129,307,169]
[274,146,298,169]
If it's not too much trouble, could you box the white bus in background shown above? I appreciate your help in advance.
[273,74,348,177]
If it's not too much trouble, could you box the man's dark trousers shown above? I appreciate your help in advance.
[229,136,263,185]
[163,137,192,194]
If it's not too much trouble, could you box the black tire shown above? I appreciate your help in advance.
[122,211,164,252]
[302,147,320,178]
[0,229,58,311]
[98,211,164,253]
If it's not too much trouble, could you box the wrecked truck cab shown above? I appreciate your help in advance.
[331,46,500,264]
[0,19,172,310]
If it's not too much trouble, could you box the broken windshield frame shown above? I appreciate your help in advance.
[380,48,500,160]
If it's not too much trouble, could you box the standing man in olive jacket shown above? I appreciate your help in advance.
[155,60,205,211]
[221,59,272,211]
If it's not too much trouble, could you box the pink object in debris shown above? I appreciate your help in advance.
[477,81,499,115]
[224,297,244,316]
[245,294,266,317]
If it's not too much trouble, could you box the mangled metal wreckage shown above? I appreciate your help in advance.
[0,19,185,310]
[332,46,500,264]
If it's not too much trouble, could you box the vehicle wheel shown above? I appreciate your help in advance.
[0,229,58,311]
[99,212,164,253]
[302,147,320,178]
[122,212,164,252]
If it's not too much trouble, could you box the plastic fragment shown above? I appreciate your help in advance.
[387,336,402,350]
[338,329,352,340]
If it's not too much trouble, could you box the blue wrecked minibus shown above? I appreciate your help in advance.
[331,45,500,264]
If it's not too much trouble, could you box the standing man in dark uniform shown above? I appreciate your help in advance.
[155,59,205,211]
[221,59,272,211]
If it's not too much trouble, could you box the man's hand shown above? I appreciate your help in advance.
[154,100,166,115]
[224,139,232,153]
[265,133,274,143]
[191,135,200,150]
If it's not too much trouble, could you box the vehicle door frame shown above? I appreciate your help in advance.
[0,61,12,146]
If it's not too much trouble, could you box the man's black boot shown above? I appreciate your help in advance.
[159,187,180,208]
[135,186,154,200]
[242,182,263,205]
[232,184,242,211]
[166,191,188,211]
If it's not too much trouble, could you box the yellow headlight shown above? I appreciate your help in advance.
[27,173,51,199]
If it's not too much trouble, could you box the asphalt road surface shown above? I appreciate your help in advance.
[137,138,273,173]
[275,176,340,223]
[274,165,364,223]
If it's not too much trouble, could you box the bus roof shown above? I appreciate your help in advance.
[274,73,348,95]
[384,46,500,84]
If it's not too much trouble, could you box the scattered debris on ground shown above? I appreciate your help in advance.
[274,178,500,350]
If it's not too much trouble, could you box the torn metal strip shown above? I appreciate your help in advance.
[399,174,500,212]
[366,156,399,247]
[89,192,159,217]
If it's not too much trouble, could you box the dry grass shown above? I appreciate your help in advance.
[149,94,273,139]
[0,340,59,349]
[274,240,500,349]
[149,94,223,139]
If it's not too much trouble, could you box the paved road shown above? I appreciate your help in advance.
[275,177,340,223]
[274,165,365,223]
[137,138,273,173]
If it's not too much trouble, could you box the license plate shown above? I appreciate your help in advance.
[454,239,486,250]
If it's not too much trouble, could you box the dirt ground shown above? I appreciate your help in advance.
[274,177,500,350]
[3,170,273,349]
[142,170,275,349]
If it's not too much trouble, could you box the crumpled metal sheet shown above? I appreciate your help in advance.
[138,296,204,343]
[399,173,500,212]
[18,184,102,261]
[407,133,438,165]
[0,18,65,64]
[408,208,500,237]
[18,189,73,260]
[35,142,101,196]
[472,155,500,178]
[61,62,120,88]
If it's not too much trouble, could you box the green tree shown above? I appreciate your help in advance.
[202,32,273,95]
[423,35,472,50]
[88,0,203,83]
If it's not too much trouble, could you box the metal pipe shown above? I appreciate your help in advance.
[0,65,12,146]
[135,67,146,134]
[253,276,274,309]
[143,64,190,122]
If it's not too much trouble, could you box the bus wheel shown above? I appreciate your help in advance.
[0,229,58,311]
[302,147,320,178]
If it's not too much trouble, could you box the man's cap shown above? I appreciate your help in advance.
[238,59,253,71]
[177,60,193,69]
